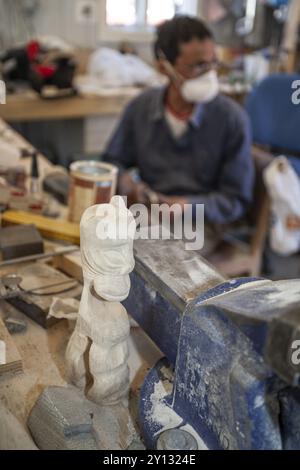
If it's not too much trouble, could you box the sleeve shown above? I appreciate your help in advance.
[102,101,137,174]
[188,109,254,225]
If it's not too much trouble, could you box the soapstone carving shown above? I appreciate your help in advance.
[66,196,136,406]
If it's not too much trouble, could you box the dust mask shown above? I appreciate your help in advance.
[181,69,219,104]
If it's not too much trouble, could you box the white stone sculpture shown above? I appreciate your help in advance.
[66,196,136,406]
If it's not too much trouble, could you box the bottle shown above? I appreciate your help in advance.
[30,152,39,195]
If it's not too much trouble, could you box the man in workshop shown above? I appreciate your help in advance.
[103,15,254,254]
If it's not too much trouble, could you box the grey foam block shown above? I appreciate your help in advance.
[27,386,99,450]
[0,224,44,261]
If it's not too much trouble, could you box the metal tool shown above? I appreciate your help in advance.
[0,245,79,268]
[30,151,39,195]
[0,273,79,300]
[124,239,300,450]
[2,274,22,291]
[157,429,198,451]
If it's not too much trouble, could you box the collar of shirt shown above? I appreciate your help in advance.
[150,86,206,130]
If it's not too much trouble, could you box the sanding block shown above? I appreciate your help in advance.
[0,224,44,261]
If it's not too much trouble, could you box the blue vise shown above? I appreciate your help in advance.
[124,240,300,450]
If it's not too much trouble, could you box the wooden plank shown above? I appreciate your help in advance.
[0,92,133,122]
[2,210,80,245]
[0,317,23,376]
[54,251,83,282]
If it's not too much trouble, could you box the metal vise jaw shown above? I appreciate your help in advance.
[124,240,300,450]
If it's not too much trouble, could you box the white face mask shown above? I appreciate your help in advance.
[181,69,219,104]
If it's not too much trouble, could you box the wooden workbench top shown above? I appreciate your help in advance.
[0,89,137,122]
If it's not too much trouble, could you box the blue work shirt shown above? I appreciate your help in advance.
[103,87,254,225]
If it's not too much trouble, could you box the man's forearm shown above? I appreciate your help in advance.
[188,192,248,225]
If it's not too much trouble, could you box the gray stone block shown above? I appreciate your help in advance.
[27,386,99,450]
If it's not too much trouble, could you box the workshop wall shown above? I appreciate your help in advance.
[0,0,203,64]
[32,0,153,63]
[0,0,153,62]
[31,0,203,63]
[33,0,100,49]
[0,0,35,50]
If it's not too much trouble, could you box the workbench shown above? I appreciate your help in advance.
[0,90,135,122]
[2,119,300,450]
[0,120,161,449]
[0,299,161,449]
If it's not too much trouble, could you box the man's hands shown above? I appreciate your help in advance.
[157,194,189,209]
[286,215,300,230]
[119,172,151,205]
[119,172,188,208]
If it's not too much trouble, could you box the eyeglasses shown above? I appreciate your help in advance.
[181,60,220,77]
[158,49,220,83]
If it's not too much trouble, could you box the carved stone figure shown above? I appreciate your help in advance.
[66,196,136,406]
